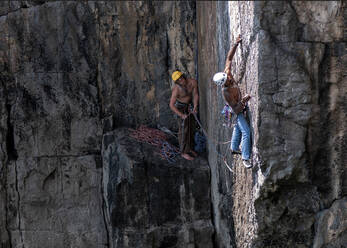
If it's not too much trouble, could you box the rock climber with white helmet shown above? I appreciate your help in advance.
[169,70,199,161]
[213,35,252,168]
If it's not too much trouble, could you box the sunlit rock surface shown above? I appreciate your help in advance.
[197,1,345,247]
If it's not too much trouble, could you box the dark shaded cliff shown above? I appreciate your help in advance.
[0,1,200,247]
[102,128,213,248]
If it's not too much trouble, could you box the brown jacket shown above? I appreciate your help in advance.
[222,63,245,114]
[222,84,245,114]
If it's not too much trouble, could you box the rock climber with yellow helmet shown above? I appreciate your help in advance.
[169,70,199,161]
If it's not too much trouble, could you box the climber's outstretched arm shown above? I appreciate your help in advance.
[224,35,242,74]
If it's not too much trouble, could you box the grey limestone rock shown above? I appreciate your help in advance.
[0,1,197,247]
[313,197,347,248]
[102,128,214,248]
[0,0,346,247]
[197,1,346,247]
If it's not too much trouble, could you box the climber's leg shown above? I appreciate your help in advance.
[237,114,251,160]
[231,122,242,152]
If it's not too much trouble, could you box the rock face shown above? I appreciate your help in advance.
[0,1,197,247]
[1,1,346,248]
[96,1,197,129]
[102,128,213,248]
[197,1,346,248]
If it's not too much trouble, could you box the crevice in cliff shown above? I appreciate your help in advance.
[94,4,105,122]
[306,43,327,182]
[0,8,21,18]
[6,104,18,162]
[95,67,103,120]
[4,210,12,248]
[2,65,17,163]
[165,31,170,74]
[32,152,100,159]
[100,155,111,248]
[310,44,334,205]
[144,157,152,227]
[0,1,47,18]
[14,161,24,248]
[101,200,110,248]
[209,177,218,248]
[317,196,346,215]
[3,169,13,248]
[286,0,304,41]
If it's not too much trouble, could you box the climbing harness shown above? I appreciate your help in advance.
[129,125,180,163]
[221,104,236,128]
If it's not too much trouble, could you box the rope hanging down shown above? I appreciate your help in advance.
[191,112,234,172]
[129,125,180,164]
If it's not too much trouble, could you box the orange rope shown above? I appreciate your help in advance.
[129,125,180,162]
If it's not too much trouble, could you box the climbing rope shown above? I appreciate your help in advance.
[128,116,236,170]
[190,111,234,172]
[191,112,231,146]
[129,125,180,164]
[129,125,166,146]
[161,140,180,163]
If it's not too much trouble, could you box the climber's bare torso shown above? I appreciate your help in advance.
[221,43,251,113]
[222,60,241,107]
[173,78,197,104]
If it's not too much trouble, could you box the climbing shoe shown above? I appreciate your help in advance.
[231,149,241,155]
[242,159,252,168]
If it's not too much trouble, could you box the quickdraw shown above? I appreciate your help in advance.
[221,104,234,128]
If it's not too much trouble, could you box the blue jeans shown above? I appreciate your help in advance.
[230,114,251,160]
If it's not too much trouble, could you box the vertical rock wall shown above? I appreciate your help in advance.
[0,1,345,247]
[97,1,197,130]
[102,128,213,248]
[254,2,346,247]
[197,2,233,247]
[198,1,259,247]
[198,1,346,248]
[0,1,197,247]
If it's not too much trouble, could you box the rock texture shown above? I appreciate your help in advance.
[313,197,347,248]
[102,128,213,248]
[197,2,239,247]
[0,1,197,247]
[1,1,346,248]
[96,1,197,130]
[197,1,346,247]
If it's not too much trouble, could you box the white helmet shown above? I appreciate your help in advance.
[213,72,227,86]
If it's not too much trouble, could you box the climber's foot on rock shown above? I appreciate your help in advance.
[189,150,198,157]
[182,153,194,161]
[242,159,252,168]
[231,149,241,155]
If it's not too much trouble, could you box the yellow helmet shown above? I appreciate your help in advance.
[172,71,183,82]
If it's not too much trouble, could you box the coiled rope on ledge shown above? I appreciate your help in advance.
[129,113,235,171]
[129,125,180,163]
